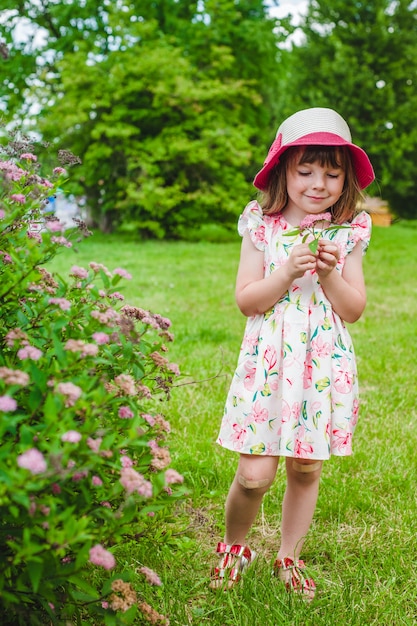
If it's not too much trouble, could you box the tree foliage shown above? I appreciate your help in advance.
[275,0,417,218]
[1,0,417,229]
[0,1,283,236]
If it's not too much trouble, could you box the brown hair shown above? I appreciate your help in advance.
[260,146,363,223]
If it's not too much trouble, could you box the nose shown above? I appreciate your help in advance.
[312,174,325,190]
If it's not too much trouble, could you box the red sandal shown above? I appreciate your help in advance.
[272,556,316,600]
[209,542,256,590]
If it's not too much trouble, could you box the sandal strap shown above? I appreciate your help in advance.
[273,556,316,594]
[216,542,252,560]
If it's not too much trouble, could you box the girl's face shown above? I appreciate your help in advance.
[284,156,345,224]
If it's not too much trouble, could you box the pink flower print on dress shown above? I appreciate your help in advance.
[334,357,353,393]
[252,224,266,246]
[332,428,352,454]
[351,211,370,245]
[263,345,277,371]
[281,400,291,423]
[303,352,313,389]
[251,400,269,424]
[311,335,332,359]
[243,361,256,390]
[294,434,314,458]
[293,425,314,458]
[231,423,246,450]
[351,398,359,426]
[242,333,259,353]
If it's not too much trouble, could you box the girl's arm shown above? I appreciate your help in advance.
[317,242,366,323]
[235,231,317,317]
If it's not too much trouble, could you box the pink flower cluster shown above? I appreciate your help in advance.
[65,339,98,357]
[120,467,152,497]
[113,267,132,280]
[49,297,71,311]
[89,544,116,570]
[17,345,43,361]
[0,395,17,412]
[17,448,47,474]
[139,566,162,586]
[57,382,82,407]
[61,430,82,443]
[0,367,30,386]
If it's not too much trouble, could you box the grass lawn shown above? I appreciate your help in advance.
[49,220,417,625]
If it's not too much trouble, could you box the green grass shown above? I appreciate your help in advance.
[49,221,417,625]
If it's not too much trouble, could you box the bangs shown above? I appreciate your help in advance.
[296,145,348,170]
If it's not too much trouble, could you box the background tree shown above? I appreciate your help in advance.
[0,0,284,237]
[275,0,417,218]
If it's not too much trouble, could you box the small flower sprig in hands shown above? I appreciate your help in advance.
[284,212,349,253]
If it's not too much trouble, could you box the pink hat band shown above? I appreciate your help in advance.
[253,108,375,191]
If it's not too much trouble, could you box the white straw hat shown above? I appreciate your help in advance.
[253,107,375,190]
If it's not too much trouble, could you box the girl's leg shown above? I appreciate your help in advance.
[224,454,279,545]
[278,457,323,559]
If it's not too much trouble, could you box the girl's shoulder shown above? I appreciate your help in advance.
[238,201,286,250]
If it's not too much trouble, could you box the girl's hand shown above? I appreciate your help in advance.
[316,240,340,277]
[286,243,318,280]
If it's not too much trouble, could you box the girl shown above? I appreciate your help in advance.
[210,108,375,598]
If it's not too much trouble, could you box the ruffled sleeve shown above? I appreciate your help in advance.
[346,210,372,255]
[237,201,267,251]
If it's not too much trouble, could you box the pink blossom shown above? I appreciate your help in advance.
[141,413,156,426]
[49,297,71,311]
[72,470,88,482]
[113,268,132,279]
[53,167,67,175]
[17,448,47,474]
[108,291,124,301]
[100,501,111,508]
[299,212,332,229]
[70,265,88,279]
[140,566,162,586]
[17,346,43,361]
[0,367,30,386]
[118,406,134,419]
[89,261,111,276]
[121,455,133,468]
[61,430,82,443]
[0,250,12,263]
[92,332,109,344]
[168,362,180,376]
[114,374,136,396]
[20,152,37,162]
[10,193,26,204]
[165,469,184,485]
[120,467,152,497]
[87,437,102,452]
[52,483,61,494]
[0,395,17,412]
[89,544,116,570]
[57,382,82,406]
[0,160,26,181]
[46,221,65,232]
[0,209,5,219]
[51,236,72,248]
[5,329,28,347]
[92,475,103,486]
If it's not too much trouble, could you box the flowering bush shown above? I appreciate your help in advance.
[0,129,184,625]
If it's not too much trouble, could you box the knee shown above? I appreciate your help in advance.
[290,459,323,484]
[237,473,274,496]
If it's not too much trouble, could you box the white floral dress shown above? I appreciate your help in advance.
[217,201,371,459]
